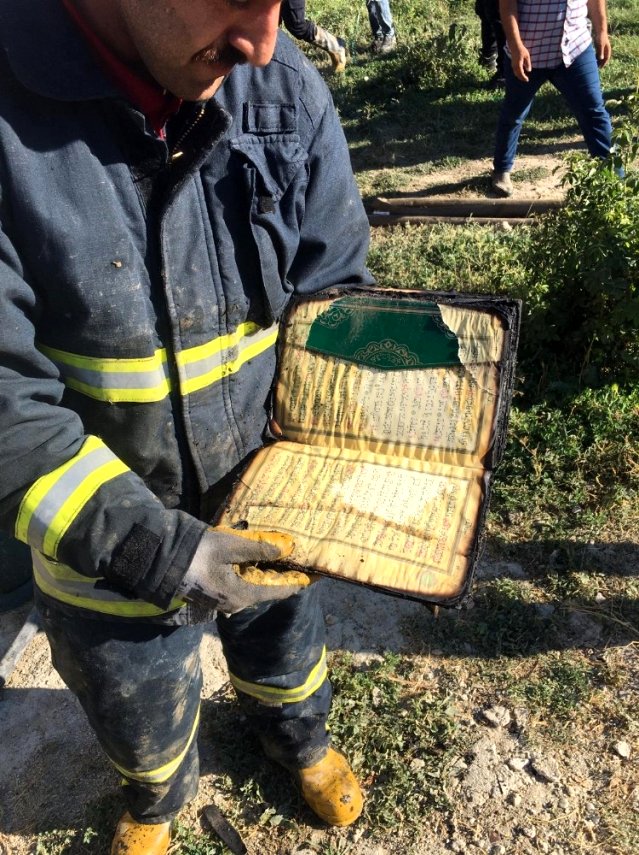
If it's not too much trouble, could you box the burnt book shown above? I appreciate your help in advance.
[218,287,521,606]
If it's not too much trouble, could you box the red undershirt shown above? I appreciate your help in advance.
[60,0,182,137]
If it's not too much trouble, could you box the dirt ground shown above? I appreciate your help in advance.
[2,546,638,855]
[0,578,428,855]
[360,144,575,203]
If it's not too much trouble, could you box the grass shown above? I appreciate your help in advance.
[29,2,639,853]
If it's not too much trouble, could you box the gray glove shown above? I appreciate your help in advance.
[179,526,311,615]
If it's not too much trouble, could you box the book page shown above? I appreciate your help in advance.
[275,297,504,467]
[219,442,485,600]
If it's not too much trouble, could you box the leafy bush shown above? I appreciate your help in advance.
[492,385,639,538]
[385,24,478,92]
[520,100,639,387]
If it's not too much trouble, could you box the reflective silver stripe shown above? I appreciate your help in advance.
[178,322,278,394]
[25,446,116,554]
[32,551,185,617]
[37,322,278,403]
[229,647,328,705]
[15,436,129,558]
[38,344,171,403]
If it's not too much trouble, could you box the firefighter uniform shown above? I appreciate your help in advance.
[0,0,372,823]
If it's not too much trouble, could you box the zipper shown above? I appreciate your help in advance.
[169,104,207,162]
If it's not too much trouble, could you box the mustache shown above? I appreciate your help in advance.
[193,42,247,66]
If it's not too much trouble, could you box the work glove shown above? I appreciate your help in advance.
[179,525,311,615]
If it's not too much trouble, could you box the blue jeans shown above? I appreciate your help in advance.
[367,0,395,39]
[493,43,612,172]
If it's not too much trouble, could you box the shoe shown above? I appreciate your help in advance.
[487,70,506,89]
[111,813,171,855]
[371,34,397,55]
[479,51,498,73]
[376,35,397,54]
[491,170,513,197]
[296,747,363,827]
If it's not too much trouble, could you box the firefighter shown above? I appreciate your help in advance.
[0,0,373,852]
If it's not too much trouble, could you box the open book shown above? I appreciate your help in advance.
[218,288,521,605]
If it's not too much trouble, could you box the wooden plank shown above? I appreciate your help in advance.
[369,197,562,218]
[368,213,530,227]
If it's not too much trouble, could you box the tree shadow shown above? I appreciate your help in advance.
[0,685,118,844]
[332,47,633,175]
[404,537,639,660]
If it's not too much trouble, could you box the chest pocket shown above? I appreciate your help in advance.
[230,119,309,324]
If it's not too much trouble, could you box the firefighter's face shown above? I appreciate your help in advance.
[115,0,282,99]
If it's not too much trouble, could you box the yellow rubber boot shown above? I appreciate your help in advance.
[297,747,363,827]
[110,813,171,855]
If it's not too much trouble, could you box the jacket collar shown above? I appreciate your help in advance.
[0,0,120,101]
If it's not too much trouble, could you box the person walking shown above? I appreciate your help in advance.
[281,0,347,73]
[0,0,374,852]
[492,0,614,197]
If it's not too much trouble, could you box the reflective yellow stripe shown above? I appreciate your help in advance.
[32,551,185,618]
[229,647,328,705]
[108,707,200,784]
[38,344,172,403]
[177,322,258,367]
[37,322,278,403]
[178,323,278,394]
[15,436,129,558]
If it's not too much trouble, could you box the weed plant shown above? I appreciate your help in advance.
[328,652,458,830]
[522,101,639,387]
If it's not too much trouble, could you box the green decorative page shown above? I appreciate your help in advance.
[305,297,462,370]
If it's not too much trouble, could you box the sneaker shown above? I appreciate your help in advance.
[479,51,498,72]
[378,34,397,54]
[371,34,397,55]
[491,170,513,197]
[487,70,506,89]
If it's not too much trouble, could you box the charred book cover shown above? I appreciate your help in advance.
[218,288,521,606]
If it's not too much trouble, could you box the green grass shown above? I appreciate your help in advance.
[309,0,639,195]
[328,653,459,830]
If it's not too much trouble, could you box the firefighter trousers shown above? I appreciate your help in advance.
[35,584,331,823]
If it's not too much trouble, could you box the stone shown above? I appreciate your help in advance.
[613,740,631,759]
[530,756,561,783]
[481,705,512,728]
[508,756,529,772]
[512,707,530,732]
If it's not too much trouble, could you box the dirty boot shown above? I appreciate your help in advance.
[313,25,347,73]
[297,747,363,826]
[111,813,171,855]
[491,170,513,197]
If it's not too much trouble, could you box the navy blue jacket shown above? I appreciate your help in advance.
[0,0,372,617]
